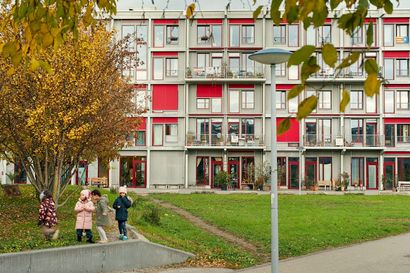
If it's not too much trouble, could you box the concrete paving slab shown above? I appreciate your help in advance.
[236,232,410,273]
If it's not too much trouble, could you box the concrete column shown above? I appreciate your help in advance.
[110,159,120,188]
[185,153,189,188]
[300,153,305,191]
[379,153,384,191]
[146,150,151,189]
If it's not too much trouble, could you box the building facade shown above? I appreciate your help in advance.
[2,8,410,191]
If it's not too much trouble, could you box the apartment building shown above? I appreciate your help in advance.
[2,8,410,191]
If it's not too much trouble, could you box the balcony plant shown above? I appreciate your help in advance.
[305,178,318,191]
[186,67,192,78]
[255,161,271,191]
[341,172,350,191]
[214,171,229,190]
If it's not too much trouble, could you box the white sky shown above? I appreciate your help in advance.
[116,0,409,11]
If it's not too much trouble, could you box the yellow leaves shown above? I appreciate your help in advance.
[30,58,40,71]
[297,95,317,120]
[340,89,350,112]
[278,117,291,135]
[364,73,381,97]
[186,3,196,19]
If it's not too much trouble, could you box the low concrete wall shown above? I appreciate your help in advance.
[0,240,194,273]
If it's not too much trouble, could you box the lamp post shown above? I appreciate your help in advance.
[249,48,291,273]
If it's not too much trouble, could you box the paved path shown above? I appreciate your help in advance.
[130,232,410,273]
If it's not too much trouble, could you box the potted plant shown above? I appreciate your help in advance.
[214,171,229,191]
[341,172,350,191]
[255,161,271,191]
[305,178,318,191]
[186,67,192,78]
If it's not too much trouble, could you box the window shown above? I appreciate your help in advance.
[121,24,148,81]
[230,24,255,46]
[132,89,147,110]
[211,98,222,112]
[166,58,178,77]
[397,90,410,109]
[351,158,364,186]
[384,24,394,46]
[318,91,331,109]
[318,25,331,44]
[242,25,255,44]
[366,95,376,113]
[241,119,254,137]
[153,58,164,80]
[165,124,178,142]
[154,25,164,47]
[384,58,394,80]
[166,25,179,44]
[318,119,331,144]
[134,131,145,146]
[306,90,316,113]
[197,98,209,109]
[230,25,240,47]
[197,119,209,143]
[396,24,409,42]
[352,27,363,45]
[242,157,255,184]
[319,158,332,182]
[197,25,222,46]
[351,119,363,143]
[275,63,286,77]
[229,57,240,75]
[241,91,254,109]
[384,90,394,113]
[276,91,286,109]
[385,124,395,146]
[288,25,299,47]
[289,65,299,80]
[153,124,163,145]
[351,90,363,110]
[289,95,298,113]
[241,53,255,74]
[398,124,410,142]
[273,25,286,44]
[398,158,410,182]
[229,90,240,112]
[397,59,409,77]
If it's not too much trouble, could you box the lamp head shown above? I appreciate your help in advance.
[249,48,292,65]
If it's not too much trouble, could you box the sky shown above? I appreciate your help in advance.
[116,0,410,11]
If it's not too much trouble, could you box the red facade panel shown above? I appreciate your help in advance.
[152,52,179,57]
[277,118,299,142]
[152,117,178,124]
[385,84,410,88]
[276,84,295,90]
[197,19,223,24]
[383,18,410,23]
[152,85,178,111]
[384,51,410,58]
[197,84,223,98]
[129,117,146,130]
[384,118,410,124]
[153,19,179,24]
[228,19,255,24]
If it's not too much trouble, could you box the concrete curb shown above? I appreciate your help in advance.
[0,240,194,273]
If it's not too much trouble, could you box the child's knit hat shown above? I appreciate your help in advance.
[119,186,127,194]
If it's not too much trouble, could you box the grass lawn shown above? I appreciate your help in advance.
[152,193,410,258]
[0,186,257,269]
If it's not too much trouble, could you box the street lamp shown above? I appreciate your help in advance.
[249,48,291,273]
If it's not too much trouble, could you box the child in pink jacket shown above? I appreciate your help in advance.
[74,189,95,243]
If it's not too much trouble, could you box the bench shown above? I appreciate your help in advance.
[398,181,410,192]
[152,184,185,189]
[89,177,108,188]
[317,180,332,191]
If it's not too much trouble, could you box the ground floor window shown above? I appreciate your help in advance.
[13,161,27,184]
[76,161,88,186]
[398,158,410,181]
[120,156,146,188]
[351,157,364,186]
[319,157,332,183]
[241,157,255,184]
[196,157,209,186]
[277,157,286,187]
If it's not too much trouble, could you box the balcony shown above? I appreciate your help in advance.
[303,134,334,147]
[186,133,264,147]
[186,66,264,80]
[345,134,384,147]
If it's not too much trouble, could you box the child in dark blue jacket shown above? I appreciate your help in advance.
[112,186,132,240]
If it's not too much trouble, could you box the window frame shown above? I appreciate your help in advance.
[211,98,222,113]
[350,90,364,110]
[229,90,240,113]
[241,90,255,109]
[384,90,395,113]
[318,90,332,110]
[165,58,178,77]
[397,90,410,110]
[152,124,164,146]
[276,90,286,110]
[396,59,409,77]
[273,25,286,45]
[153,57,164,80]
[197,98,210,109]
[166,25,179,45]
[165,124,178,143]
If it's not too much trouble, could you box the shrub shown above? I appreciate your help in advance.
[110,187,118,194]
[142,204,161,225]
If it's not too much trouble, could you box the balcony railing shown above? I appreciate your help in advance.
[186,66,264,79]
[186,133,264,147]
[303,134,334,147]
[345,134,383,147]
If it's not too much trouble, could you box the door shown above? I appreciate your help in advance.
[383,159,395,190]
[277,157,287,187]
[366,123,377,146]
[196,157,209,186]
[211,158,223,188]
[305,157,317,188]
[366,158,378,190]
[228,157,240,189]
[133,158,147,188]
[288,158,299,189]
[76,161,88,186]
